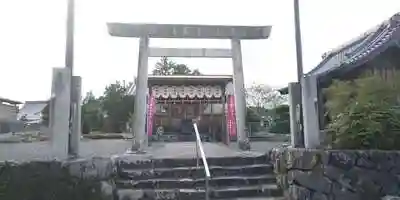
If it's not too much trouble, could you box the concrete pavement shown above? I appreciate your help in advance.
[0,140,284,162]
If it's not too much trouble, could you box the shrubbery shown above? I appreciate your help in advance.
[269,105,290,134]
[324,73,400,149]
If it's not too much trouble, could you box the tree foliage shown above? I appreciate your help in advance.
[246,107,264,122]
[41,104,49,126]
[268,105,290,134]
[99,81,134,133]
[41,59,200,134]
[246,83,287,117]
[324,73,400,150]
[152,57,202,75]
[81,91,103,134]
[244,84,288,135]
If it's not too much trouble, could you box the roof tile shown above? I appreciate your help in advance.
[307,12,400,78]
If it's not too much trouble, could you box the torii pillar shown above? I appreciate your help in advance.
[107,23,272,151]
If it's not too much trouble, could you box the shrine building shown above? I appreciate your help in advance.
[146,75,237,143]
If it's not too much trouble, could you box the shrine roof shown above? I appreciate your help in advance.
[279,12,400,94]
[148,75,233,85]
[0,97,22,105]
[307,12,400,79]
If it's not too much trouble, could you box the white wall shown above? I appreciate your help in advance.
[0,103,18,120]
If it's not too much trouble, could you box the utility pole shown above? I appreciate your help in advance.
[66,0,79,156]
[293,0,305,147]
[66,0,74,70]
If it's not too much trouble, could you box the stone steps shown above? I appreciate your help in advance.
[115,154,283,200]
[219,198,285,200]
[117,184,282,200]
[118,164,273,180]
[116,174,277,189]
[115,154,269,169]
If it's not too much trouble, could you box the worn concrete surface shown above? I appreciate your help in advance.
[146,142,266,159]
[0,140,284,162]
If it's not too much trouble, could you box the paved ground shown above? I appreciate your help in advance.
[148,142,263,159]
[0,140,284,162]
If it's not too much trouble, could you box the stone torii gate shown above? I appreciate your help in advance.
[107,23,272,151]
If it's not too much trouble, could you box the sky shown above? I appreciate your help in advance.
[0,0,399,102]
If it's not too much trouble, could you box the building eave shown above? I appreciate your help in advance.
[148,75,233,85]
[24,100,50,104]
[129,75,234,95]
[0,97,23,105]
[278,87,289,95]
[307,12,400,79]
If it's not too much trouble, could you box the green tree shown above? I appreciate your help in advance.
[325,73,400,149]
[41,104,49,126]
[268,105,290,134]
[191,69,202,75]
[246,83,287,117]
[244,84,288,134]
[81,91,103,134]
[152,57,202,75]
[246,106,263,122]
[100,81,134,133]
[40,83,135,134]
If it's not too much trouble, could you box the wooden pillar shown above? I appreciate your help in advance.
[210,101,214,142]
[221,84,228,145]
[288,82,302,147]
[168,102,172,129]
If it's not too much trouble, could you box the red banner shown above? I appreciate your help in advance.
[227,95,237,137]
[147,94,156,136]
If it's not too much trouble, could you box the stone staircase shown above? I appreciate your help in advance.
[115,154,283,200]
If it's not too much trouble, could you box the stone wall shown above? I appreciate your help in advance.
[272,147,400,200]
[0,157,116,200]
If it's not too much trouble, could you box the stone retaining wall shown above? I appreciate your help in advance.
[272,147,400,200]
[0,157,116,200]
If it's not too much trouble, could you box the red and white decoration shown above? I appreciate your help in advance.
[227,95,237,137]
[147,93,156,136]
[152,85,222,98]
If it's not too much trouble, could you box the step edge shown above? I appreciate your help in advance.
[119,163,273,172]
[116,174,277,183]
[116,184,280,192]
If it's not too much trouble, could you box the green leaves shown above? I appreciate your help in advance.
[152,57,202,75]
[100,81,134,133]
[325,72,400,150]
[269,105,290,134]
[79,81,135,134]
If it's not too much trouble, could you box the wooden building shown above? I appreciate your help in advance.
[147,75,235,142]
[0,97,23,133]
[281,12,400,131]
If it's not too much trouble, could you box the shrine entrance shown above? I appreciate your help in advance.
[148,75,232,143]
[107,23,272,150]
